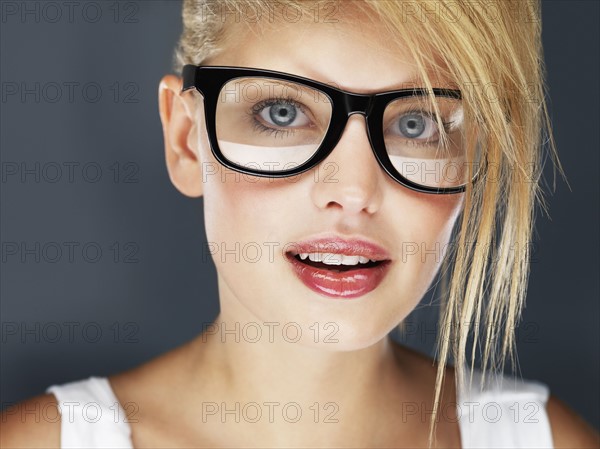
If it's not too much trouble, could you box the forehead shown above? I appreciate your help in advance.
[206,6,453,93]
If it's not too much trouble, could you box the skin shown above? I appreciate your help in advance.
[145,13,465,446]
[2,5,599,449]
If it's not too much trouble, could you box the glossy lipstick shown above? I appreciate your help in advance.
[285,237,392,299]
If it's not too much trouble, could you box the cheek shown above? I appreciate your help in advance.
[403,190,464,243]
[203,173,307,313]
[389,189,464,296]
[201,162,303,283]
[203,170,294,241]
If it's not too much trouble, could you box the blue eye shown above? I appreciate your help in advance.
[397,113,437,140]
[256,100,310,128]
[267,103,297,126]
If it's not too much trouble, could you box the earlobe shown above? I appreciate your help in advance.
[158,74,203,198]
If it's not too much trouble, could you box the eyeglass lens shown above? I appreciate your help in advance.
[214,77,480,188]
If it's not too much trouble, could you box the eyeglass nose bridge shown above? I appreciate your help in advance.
[324,91,386,178]
[342,92,373,117]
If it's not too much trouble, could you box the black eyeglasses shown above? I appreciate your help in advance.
[182,65,482,194]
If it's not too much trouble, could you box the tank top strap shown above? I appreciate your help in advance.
[46,376,133,448]
[456,365,554,448]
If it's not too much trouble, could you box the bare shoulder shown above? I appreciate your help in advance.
[0,341,197,449]
[546,393,600,448]
[0,393,61,448]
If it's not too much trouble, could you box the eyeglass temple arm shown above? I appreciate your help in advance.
[181,65,199,93]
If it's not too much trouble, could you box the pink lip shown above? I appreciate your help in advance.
[286,237,392,261]
[285,236,392,299]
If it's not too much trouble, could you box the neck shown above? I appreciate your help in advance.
[204,313,398,399]
[180,286,415,446]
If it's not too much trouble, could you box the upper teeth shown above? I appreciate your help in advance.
[298,253,375,265]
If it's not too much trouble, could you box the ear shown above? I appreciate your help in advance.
[158,74,203,197]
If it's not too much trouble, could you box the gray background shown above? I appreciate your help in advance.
[1,0,598,432]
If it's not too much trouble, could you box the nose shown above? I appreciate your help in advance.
[310,114,384,215]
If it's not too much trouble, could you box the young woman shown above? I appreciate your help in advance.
[2,0,599,447]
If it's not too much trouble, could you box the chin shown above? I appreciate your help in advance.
[277,307,402,353]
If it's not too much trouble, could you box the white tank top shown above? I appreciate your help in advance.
[45,365,554,448]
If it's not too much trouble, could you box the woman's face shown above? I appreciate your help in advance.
[163,7,464,350]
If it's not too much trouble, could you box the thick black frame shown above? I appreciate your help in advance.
[182,64,477,194]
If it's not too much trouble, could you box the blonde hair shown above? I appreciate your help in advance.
[173,1,560,446]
